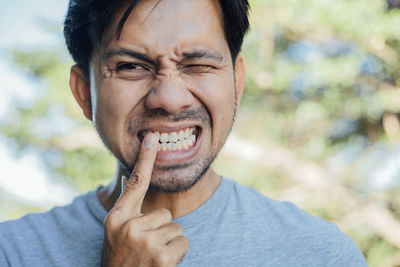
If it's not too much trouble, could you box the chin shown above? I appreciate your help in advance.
[149,159,212,193]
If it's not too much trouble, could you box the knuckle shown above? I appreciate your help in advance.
[156,251,173,265]
[150,245,163,258]
[104,214,117,230]
[126,173,146,191]
[143,232,158,250]
[126,220,141,239]
[169,222,184,235]
[137,152,149,162]
[174,236,190,250]
[157,208,172,221]
[182,236,190,250]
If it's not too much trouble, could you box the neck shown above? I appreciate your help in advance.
[97,162,221,219]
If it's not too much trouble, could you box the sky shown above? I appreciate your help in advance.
[0,0,68,48]
[0,0,75,206]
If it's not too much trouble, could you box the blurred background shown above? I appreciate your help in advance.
[1,0,400,265]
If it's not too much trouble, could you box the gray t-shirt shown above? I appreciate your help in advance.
[0,177,367,266]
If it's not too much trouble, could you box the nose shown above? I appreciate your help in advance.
[144,73,194,114]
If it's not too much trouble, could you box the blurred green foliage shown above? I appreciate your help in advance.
[1,0,400,265]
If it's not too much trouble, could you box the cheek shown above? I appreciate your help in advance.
[188,74,236,143]
[211,83,235,125]
[97,87,126,127]
[95,81,144,146]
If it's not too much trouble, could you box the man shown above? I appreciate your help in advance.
[0,0,367,266]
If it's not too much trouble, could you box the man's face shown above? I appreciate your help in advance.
[88,0,244,192]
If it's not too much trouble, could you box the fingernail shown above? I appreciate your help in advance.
[143,132,156,149]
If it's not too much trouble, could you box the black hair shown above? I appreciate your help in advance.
[64,0,250,77]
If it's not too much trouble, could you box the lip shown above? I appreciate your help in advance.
[137,123,203,165]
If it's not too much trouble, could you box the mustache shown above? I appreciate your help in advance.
[127,107,212,137]
[139,107,211,125]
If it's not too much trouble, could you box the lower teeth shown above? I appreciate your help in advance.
[159,135,196,151]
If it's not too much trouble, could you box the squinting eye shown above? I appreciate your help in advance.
[182,64,214,74]
[111,62,153,80]
[116,63,147,71]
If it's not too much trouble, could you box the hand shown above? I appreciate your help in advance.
[102,133,189,267]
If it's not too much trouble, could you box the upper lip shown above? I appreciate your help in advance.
[139,123,200,134]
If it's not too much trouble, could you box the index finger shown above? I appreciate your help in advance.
[114,132,159,217]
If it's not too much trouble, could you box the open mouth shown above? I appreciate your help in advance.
[138,126,201,152]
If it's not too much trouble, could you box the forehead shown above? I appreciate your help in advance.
[101,0,227,58]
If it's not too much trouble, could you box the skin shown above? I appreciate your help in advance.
[69,0,245,265]
[102,133,190,266]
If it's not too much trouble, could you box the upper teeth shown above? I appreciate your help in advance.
[140,127,197,152]
[155,127,196,144]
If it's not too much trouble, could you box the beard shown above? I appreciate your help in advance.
[148,155,213,193]
[132,106,215,193]
[95,97,237,194]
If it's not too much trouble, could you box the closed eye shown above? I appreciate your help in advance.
[181,64,215,74]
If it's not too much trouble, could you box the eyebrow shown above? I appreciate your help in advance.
[102,48,224,65]
[102,48,156,65]
[182,50,224,63]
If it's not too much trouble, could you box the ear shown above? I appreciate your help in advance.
[234,54,245,109]
[70,65,93,121]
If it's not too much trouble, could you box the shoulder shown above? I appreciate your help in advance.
[225,178,367,265]
[0,189,102,245]
[0,189,105,265]
[228,177,332,228]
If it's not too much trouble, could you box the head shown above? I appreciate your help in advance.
[65,0,249,193]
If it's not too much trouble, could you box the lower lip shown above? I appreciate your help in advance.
[155,130,203,165]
